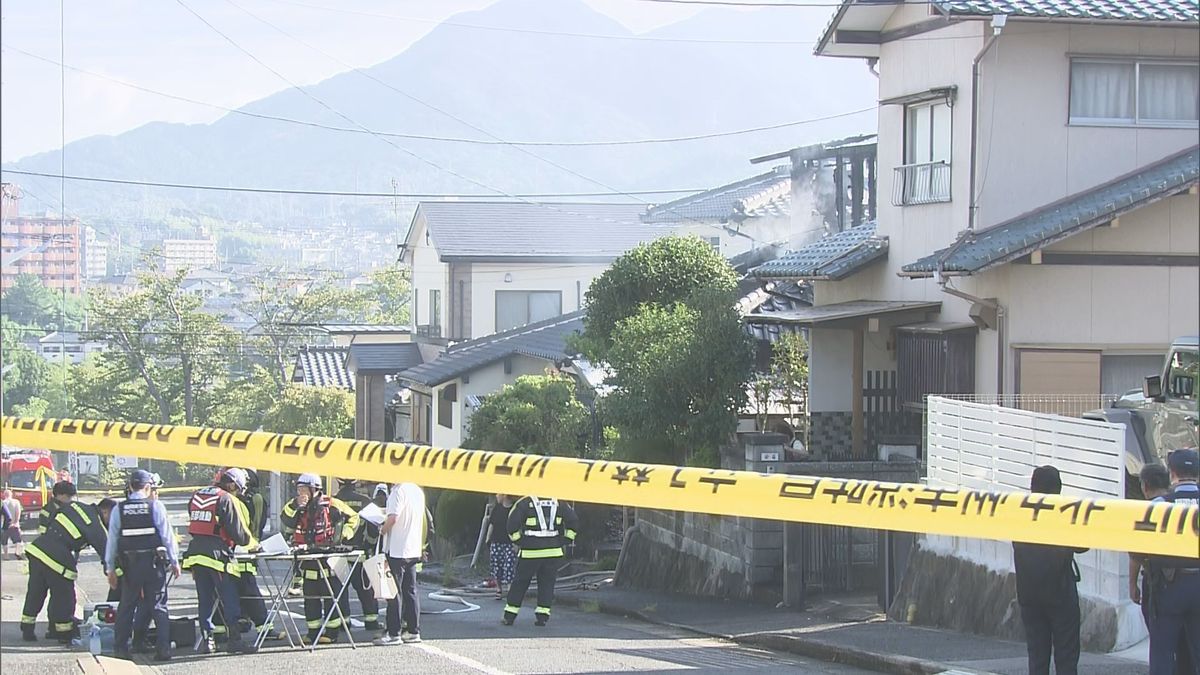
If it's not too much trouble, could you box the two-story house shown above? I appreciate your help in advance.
[748,0,1198,460]
[401,202,658,341]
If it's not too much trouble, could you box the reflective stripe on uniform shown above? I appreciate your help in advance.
[565,529,577,541]
[115,567,124,577]
[508,531,521,542]
[522,529,559,538]
[535,606,551,615]
[362,613,378,622]
[503,604,520,614]
[524,517,538,526]
[71,502,92,525]
[54,512,82,541]
[212,625,227,635]
[302,568,329,580]
[54,621,75,632]
[326,617,343,629]
[306,619,322,629]
[121,527,157,537]
[26,542,77,580]
[519,547,563,559]
[20,614,36,624]
[182,555,240,576]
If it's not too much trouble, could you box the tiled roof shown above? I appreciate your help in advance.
[739,280,812,343]
[294,346,353,390]
[935,0,1198,22]
[752,222,887,280]
[319,324,412,334]
[642,166,791,224]
[346,343,425,375]
[399,312,584,387]
[903,146,1199,276]
[417,202,654,261]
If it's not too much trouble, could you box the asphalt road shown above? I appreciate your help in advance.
[1,496,883,674]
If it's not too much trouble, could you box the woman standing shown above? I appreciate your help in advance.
[488,495,517,598]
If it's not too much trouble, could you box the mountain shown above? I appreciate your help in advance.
[2,0,876,229]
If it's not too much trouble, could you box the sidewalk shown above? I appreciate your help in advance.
[550,583,1150,675]
[419,562,1146,675]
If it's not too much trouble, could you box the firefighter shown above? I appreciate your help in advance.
[334,477,381,630]
[21,492,113,643]
[234,468,270,641]
[501,496,578,627]
[280,473,359,645]
[107,470,179,662]
[38,480,76,535]
[182,467,258,655]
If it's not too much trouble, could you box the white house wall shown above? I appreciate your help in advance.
[469,262,607,337]
[409,216,449,332]
[429,354,558,450]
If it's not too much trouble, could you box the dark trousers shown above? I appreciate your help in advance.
[106,569,123,603]
[384,557,419,637]
[113,552,170,656]
[1141,574,1196,675]
[348,560,379,623]
[1150,572,1200,675]
[299,560,349,635]
[505,557,559,621]
[22,556,76,635]
[1020,599,1080,675]
[194,568,241,637]
[238,572,267,630]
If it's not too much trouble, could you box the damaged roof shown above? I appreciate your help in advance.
[752,222,888,281]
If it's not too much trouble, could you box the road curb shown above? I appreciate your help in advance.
[553,592,982,675]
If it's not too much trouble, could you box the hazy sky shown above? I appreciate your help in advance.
[0,0,714,162]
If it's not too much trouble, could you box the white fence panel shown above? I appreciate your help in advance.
[923,396,1139,648]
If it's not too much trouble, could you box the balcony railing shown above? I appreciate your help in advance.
[416,323,442,338]
[892,161,951,206]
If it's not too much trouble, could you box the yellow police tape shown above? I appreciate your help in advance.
[3,416,1197,557]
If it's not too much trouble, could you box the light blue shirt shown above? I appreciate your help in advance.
[105,494,178,570]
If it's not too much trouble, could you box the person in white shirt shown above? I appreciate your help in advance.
[1,490,24,559]
[374,482,426,646]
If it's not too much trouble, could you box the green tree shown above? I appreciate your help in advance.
[602,289,753,466]
[85,266,240,425]
[464,374,589,457]
[262,384,354,437]
[357,266,412,325]
[241,272,368,395]
[577,236,753,467]
[577,236,739,360]
[0,273,85,330]
[1,317,72,417]
[770,331,809,444]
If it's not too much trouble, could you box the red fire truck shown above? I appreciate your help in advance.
[1,447,57,525]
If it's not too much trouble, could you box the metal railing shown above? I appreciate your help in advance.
[927,393,1120,419]
[892,161,951,206]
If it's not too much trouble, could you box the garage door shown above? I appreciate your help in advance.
[1018,350,1101,414]
[1101,354,1164,397]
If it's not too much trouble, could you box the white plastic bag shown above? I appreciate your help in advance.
[363,538,398,601]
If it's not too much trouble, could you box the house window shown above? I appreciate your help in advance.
[495,290,562,332]
[1070,58,1199,126]
[437,384,457,429]
[707,236,721,252]
[894,100,951,206]
[429,289,441,334]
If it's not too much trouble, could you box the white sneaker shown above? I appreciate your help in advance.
[400,632,422,644]
[373,634,403,646]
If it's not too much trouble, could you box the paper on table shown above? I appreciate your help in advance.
[259,532,290,555]
[358,502,385,526]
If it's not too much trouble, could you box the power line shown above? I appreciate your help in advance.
[3,46,875,147]
[3,169,700,198]
[265,0,817,44]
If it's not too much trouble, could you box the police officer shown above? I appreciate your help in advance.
[21,490,112,643]
[182,467,258,655]
[501,496,578,627]
[38,480,76,535]
[281,473,359,645]
[1147,448,1200,675]
[334,477,381,630]
[234,468,270,641]
[106,470,179,661]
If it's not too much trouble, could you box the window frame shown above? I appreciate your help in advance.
[902,99,952,167]
[1068,56,1200,129]
[429,288,441,334]
[1165,349,1197,401]
[494,290,563,332]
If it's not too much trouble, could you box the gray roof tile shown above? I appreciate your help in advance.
[903,145,1199,276]
[346,343,425,375]
[399,312,584,387]
[739,281,812,343]
[417,202,655,261]
[293,346,353,390]
[642,167,791,224]
[752,222,888,280]
[935,0,1198,22]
